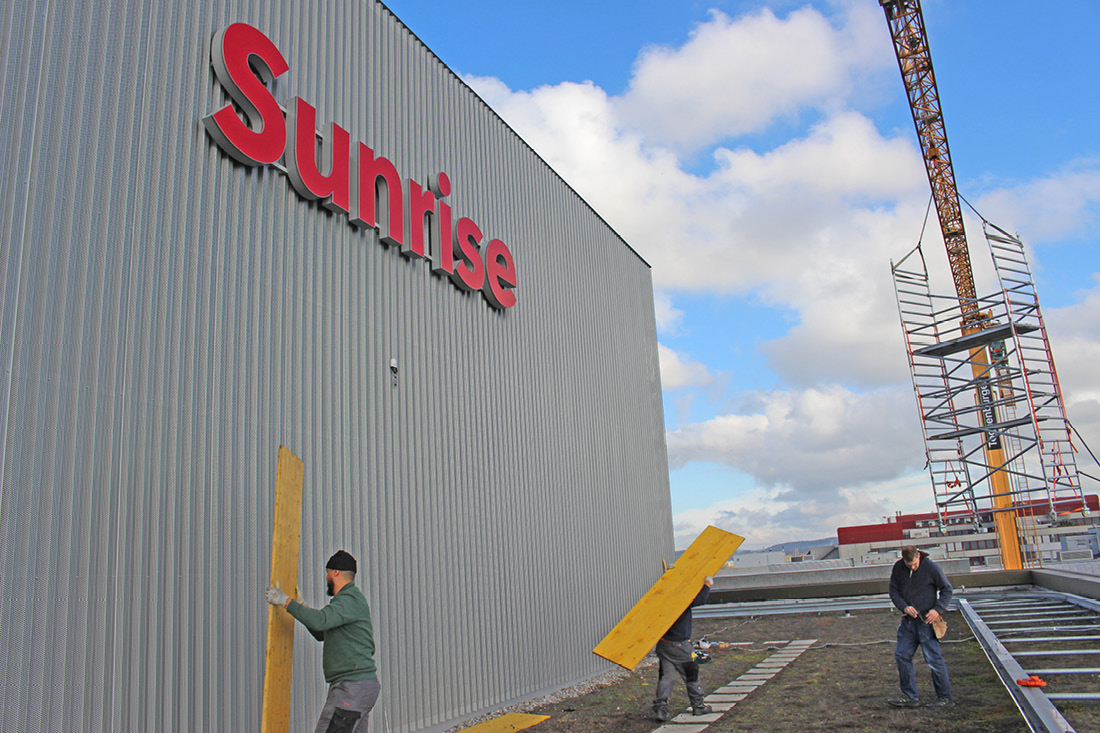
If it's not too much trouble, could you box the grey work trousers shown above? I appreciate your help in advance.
[314,678,381,733]
[653,639,705,709]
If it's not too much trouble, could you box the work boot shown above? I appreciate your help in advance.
[886,696,920,708]
[928,696,956,708]
[692,703,713,716]
[652,704,672,722]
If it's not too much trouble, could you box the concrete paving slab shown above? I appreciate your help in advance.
[716,685,758,693]
[738,673,776,680]
[652,725,708,733]
[673,713,723,724]
[708,702,737,712]
[706,694,747,703]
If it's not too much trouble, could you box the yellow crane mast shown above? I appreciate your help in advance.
[881,0,1023,570]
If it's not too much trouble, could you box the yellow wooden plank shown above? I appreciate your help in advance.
[593,525,743,670]
[460,712,550,733]
[261,446,305,733]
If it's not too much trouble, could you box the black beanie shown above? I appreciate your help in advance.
[326,550,357,573]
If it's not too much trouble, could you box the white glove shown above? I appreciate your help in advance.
[265,581,289,607]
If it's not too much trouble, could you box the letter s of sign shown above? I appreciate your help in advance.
[202,23,290,166]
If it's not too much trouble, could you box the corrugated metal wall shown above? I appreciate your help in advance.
[0,1,674,731]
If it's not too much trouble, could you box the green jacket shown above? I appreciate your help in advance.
[287,582,377,683]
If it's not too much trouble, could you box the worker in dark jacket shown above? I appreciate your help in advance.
[652,576,714,722]
[266,550,380,732]
[887,545,954,709]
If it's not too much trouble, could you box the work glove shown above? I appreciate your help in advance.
[265,581,290,607]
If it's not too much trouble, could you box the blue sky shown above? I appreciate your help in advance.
[384,0,1100,549]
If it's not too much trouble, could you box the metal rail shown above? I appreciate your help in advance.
[960,591,1100,732]
[694,594,897,618]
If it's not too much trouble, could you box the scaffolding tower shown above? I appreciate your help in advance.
[892,222,1091,567]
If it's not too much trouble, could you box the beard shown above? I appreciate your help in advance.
[326,579,335,596]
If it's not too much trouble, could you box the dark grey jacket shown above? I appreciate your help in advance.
[662,584,711,642]
[889,552,953,616]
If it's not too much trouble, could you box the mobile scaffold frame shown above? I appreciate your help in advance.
[892,222,1091,566]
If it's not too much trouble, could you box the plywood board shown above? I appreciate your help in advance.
[261,446,305,733]
[461,713,550,732]
[593,526,743,670]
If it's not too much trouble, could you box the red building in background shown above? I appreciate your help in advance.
[837,495,1100,567]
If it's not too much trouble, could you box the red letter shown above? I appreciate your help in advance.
[285,98,350,212]
[405,179,434,260]
[433,201,454,274]
[482,239,517,309]
[431,174,454,275]
[202,23,289,166]
[350,143,404,247]
[451,217,485,292]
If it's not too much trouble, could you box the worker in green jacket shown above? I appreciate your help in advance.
[266,550,380,732]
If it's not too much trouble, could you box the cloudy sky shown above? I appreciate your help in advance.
[384,0,1100,549]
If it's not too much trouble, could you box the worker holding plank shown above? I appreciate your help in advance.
[592,527,741,721]
[266,550,380,732]
[652,575,714,722]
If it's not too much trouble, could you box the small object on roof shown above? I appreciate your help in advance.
[1016,675,1047,687]
[461,712,550,732]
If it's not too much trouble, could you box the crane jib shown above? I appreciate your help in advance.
[880,0,978,311]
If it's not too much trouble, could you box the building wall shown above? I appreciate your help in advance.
[0,2,674,731]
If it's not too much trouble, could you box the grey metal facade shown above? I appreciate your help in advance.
[0,1,674,732]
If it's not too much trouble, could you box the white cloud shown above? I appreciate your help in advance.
[469,52,933,391]
[1046,278,1100,466]
[658,344,716,390]
[617,3,891,151]
[974,161,1100,244]
[469,75,928,296]
[666,384,924,491]
[654,292,685,334]
[467,2,1100,539]
[671,472,931,550]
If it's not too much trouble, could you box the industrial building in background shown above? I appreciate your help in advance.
[882,0,1097,570]
[0,2,674,731]
[838,495,1100,568]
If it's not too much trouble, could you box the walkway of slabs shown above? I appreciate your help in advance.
[651,639,817,733]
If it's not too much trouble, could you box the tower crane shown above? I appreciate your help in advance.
[880,0,1024,570]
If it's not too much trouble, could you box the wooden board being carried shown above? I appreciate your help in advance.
[261,446,305,733]
[593,525,743,670]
